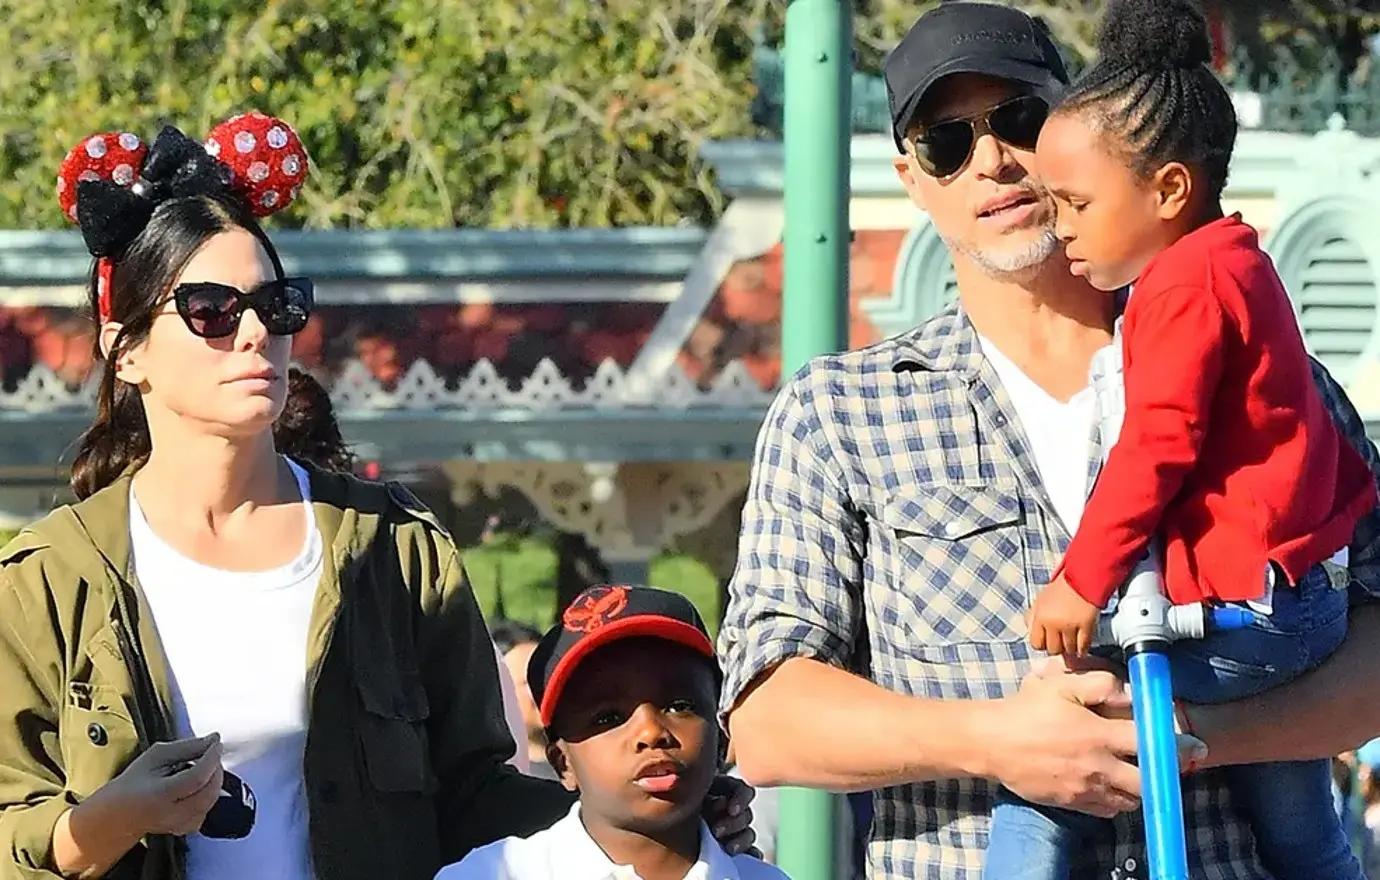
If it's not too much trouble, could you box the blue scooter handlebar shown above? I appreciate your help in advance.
[1126,648,1189,880]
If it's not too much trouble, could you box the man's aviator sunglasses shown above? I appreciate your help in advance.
[171,277,314,339]
[908,95,1050,179]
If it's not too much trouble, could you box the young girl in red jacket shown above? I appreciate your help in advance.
[986,1,1379,879]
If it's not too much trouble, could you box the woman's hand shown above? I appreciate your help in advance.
[104,733,226,835]
[53,734,224,878]
[702,774,758,856]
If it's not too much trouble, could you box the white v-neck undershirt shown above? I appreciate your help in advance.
[979,335,1098,537]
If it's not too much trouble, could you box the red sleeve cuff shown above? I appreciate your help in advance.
[1056,551,1118,609]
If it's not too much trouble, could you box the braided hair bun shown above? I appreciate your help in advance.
[1097,0,1213,71]
[1055,0,1235,201]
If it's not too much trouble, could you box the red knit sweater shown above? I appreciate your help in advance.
[1060,215,1377,606]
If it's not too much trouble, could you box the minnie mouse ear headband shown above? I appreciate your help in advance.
[56,112,310,322]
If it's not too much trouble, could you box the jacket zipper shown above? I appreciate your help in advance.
[110,584,185,880]
[109,573,171,746]
[108,616,153,748]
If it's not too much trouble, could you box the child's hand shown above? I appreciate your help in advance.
[1029,574,1101,657]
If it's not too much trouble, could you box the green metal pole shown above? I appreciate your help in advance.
[777,2,850,879]
[781,0,852,375]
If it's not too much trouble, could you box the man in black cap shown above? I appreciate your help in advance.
[883,0,1067,278]
[719,3,1380,878]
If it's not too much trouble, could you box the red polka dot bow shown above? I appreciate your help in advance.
[56,113,310,321]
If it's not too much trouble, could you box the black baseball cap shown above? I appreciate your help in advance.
[884,1,1070,152]
[528,585,719,728]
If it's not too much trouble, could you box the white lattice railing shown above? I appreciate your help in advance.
[0,357,775,414]
[0,367,98,413]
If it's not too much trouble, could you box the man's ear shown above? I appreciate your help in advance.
[99,322,147,387]
[893,148,929,213]
[1153,162,1194,222]
[547,739,578,794]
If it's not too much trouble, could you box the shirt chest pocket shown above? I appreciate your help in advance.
[874,483,1030,646]
[61,681,141,797]
[60,628,146,797]
[354,652,436,795]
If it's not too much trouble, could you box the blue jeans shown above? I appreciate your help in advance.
[985,563,1362,880]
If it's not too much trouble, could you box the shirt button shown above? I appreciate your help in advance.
[86,723,108,747]
[944,521,962,537]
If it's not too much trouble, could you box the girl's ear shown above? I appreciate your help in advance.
[1152,162,1194,222]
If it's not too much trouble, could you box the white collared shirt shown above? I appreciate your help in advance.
[434,803,790,880]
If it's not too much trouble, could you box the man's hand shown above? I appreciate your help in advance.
[987,668,1142,818]
[985,668,1147,818]
[703,774,757,855]
[1029,573,1101,656]
[1027,653,1209,760]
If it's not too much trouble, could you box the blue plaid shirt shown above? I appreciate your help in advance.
[719,307,1380,880]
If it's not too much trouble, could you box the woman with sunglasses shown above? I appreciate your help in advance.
[0,115,752,880]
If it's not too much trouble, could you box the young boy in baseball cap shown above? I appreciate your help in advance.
[435,585,788,880]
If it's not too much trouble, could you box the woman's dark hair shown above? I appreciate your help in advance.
[273,368,356,473]
[70,194,285,500]
[1055,0,1237,202]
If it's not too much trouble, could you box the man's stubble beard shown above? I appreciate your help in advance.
[944,225,1061,278]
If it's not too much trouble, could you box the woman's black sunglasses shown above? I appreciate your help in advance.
[171,277,314,340]
[909,95,1050,179]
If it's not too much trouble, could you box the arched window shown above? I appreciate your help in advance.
[1267,196,1380,385]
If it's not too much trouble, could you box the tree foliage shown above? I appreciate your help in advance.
[856,0,1380,75]
[0,1,1374,230]
[0,0,777,230]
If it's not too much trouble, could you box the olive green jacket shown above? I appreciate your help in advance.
[0,465,569,879]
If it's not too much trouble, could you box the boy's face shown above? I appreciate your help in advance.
[547,638,720,834]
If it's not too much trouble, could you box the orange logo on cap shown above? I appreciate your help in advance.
[563,585,630,633]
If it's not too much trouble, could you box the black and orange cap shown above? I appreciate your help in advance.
[527,585,718,728]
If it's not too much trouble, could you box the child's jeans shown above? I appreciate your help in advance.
[984,562,1362,880]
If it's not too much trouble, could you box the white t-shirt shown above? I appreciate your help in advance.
[436,802,790,880]
[979,335,1098,536]
[131,458,320,880]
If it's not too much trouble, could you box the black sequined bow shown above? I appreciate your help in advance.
[74,125,233,258]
